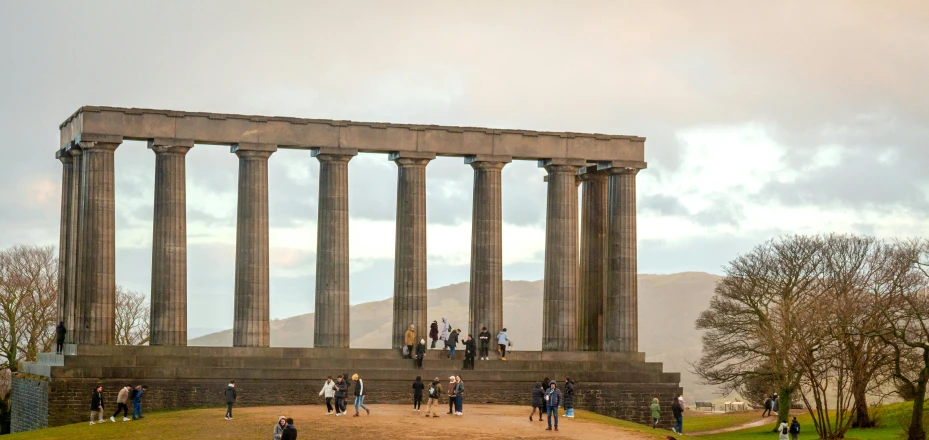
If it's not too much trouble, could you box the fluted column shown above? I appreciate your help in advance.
[466,155,510,339]
[232,143,277,348]
[313,148,357,348]
[64,146,83,344]
[601,161,645,352]
[56,150,74,335]
[391,152,434,349]
[149,139,193,346]
[76,134,122,345]
[540,159,583,351]
[578,167,608,351]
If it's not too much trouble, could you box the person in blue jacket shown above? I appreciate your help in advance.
[545,381,562,431]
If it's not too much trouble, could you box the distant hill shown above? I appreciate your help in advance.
[189,272,723,400]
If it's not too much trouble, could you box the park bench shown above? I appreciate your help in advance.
[695,401,715,411]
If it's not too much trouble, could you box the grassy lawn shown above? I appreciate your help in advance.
[575,410,699,439]
[684,410,769,433]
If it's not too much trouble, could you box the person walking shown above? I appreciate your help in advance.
[334,376,347,417]
[453,375,464,415]
[426,377,443,418]
[671,393,684,434]
[789,416,801,440]
[772,392,780,413]
[340,373,351,414]
[779,419,790,440]
[463,335,476,370]
[545,382,562,431]
[352,373,370,416]
[224,380,236,420]
[90,385,105,425]
[281,417,297,440]
[274,416,287,440]
[54,321,66,354]
[762,396,772,417]
[440,317,450,351]
[447,328,460,360]
[478,327,491,360]
[650,397,660,428]
[110,385,131,422]
[404,324,416,359]
[530,382,544,422]
[319,376,336,414]
[412,376,425,411]
[563,377,575,417]
[496,328,510,360]
[415,339,427,369]
[429,321,439,349]
[132,385,147,420]
[447,376,457,414]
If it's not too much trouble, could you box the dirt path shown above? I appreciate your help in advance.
[689,412,804,436]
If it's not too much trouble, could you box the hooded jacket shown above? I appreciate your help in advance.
[447,330,459,347]
[116,386,130,404]
[224,384,236,404]
[545,387,562,408]
[319,379,335,398]
[440,317,449,341]
[563,381,575,408]
[274,416,286,440]
[531,383,544,407]
[281,424,297,440]
[353,378,365,397]
[429,322,439,340]
[334,380,347,399]
[412,378,425,398]
[91,389,104,410]
[478,330,491,347]
[404,328,416,346]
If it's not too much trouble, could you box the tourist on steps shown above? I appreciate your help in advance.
[274,415,286,440]
[224,380,236,420]
[415,338,427,369]
[352,373,370,416]
[496,328,510,360]
[440,317,450,349]
[447,376,457,414]
[447,328,460,360]
[110,385,131,422]
[412,376,424,411]
[334,376,347,416]
[530,382,545,421]
[464,334,476,370]
[563,377,575,417]
[426,377,443,418]
[650,397,660,428]
[319,376,336,414]
[478,327,491,360]
[453,375,464,415]
[55,321,66,355]
[90,385,105,425]
[132,385,147,420]
[545,382,562,431]
[429,320,439,349]
[281,417,297,440]
[404,324,416,359]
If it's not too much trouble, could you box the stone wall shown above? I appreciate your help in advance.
[11,374,49,433]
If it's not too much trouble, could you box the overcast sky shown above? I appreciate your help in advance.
[1,1,927,336]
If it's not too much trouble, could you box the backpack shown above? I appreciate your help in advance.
[428,385,436,398]
[791,422,800,434]
[781,425,788,435]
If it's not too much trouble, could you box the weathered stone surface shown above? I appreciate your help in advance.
[63,146,83,344]
[391,153,433,348]
[578,167,608,351]
[602,165,643,352]
[55,151,73,338]
[468,158,509,339]
[540,161,581,351]
[231,143,277,347]
[313,148,357,348]
[149,139,193,346]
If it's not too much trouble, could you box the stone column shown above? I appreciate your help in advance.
[149,139,193,346]
[539,159,584,351]
[75,134,122,345]
[390,152,435,349]
[231,143,277,348]
[55,150,73,336]
[312,148,357,348]
[600,161,646,352]
[466,155,511,340]
[578,166,608,351]
[63,146,83,344]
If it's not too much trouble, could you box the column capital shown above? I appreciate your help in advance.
[597,160,647,174]
[464,154,512,165]
[148,138,194,156]
[578,165,609,181]
[232,142,277,159]
[537,157,587,168]
[312,147,358,163]
[389,151,436,163]
[75,133,123,145]
[56,149,73,164]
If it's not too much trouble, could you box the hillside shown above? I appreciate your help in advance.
[189,272,722,400]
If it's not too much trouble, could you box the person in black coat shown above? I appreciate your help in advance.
[447,329,460,359]
[463,335,476,370]
[478,327,491,360]
[281,417,297,440]
[90,385,105,425]
[224,380,236,420]
[671,396,684,434]
[55,321,66,354]
[530,382,544,421]
[563,377,575,417]
[415,339,427,370]
[334,376,347,416]
[412,376,425,411]
[429,321,439,349]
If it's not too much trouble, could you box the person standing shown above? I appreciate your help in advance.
[429,321,439,349]
[412,376,424,411]
[132,385,147,420]
[404,324,416,359]
[54,321,66,355]
[90,385,105,425]
[650,397,660,428]
[779,419,790,440]
[319,376,336,414]
[224,380,236,420]
[545,382,562,431]
[463,335,476,370]
[334,376,347,417]
[447,376,457,414]
[789,416,801,440]
[425,377,443,418]
[447,328,460,360]
[530,382,544,422]
[110,385,131,422]
[496,328,509,360]
[563,377,575,417]
[281,417,298,440]
[671,394,684,434]
[478,327,491,360]
[453,375,464,415]
[772,392,779,414]
[274,416,287,440]
[440,317,450,349]
[415,339,427,370]
[352,373,370,416]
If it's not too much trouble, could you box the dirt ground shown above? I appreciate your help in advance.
[217,404,653,440]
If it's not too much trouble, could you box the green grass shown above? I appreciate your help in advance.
[684,410,768,433]
[575,410,699,439]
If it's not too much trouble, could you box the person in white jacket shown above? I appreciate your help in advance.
[319,376,336,414]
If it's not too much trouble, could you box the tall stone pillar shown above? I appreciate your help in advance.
[390,152,435,349]
[540,159,584,351]
[600,161,646,352]
[578,166,608,351]
[312,148,357,348]
[63,146,83,344]
[75,134,122,345]
[231,143,277,348]
[55,150,74,336]
[466,155,511,340]
[149,139,193,346]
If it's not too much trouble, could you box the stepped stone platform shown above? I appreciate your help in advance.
[12,345,681,433]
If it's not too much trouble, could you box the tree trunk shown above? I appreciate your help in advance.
[908,379,927,440]
[852,382,873,428]
[773,387,793,431]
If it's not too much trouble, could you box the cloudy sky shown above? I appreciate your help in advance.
[1,1,927,336]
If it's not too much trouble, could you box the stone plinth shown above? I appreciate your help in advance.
[467,155,510,339]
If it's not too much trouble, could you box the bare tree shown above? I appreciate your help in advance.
[0,245,58,371]
[114,286,149,346]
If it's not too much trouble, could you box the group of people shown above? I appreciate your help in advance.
[316,374,371,417]
[89,384,148,425]
[404,318,513,370]
[409,375,467,417]
[646,393,686,434]
[272,416,298,440]
[529,377,575,431]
